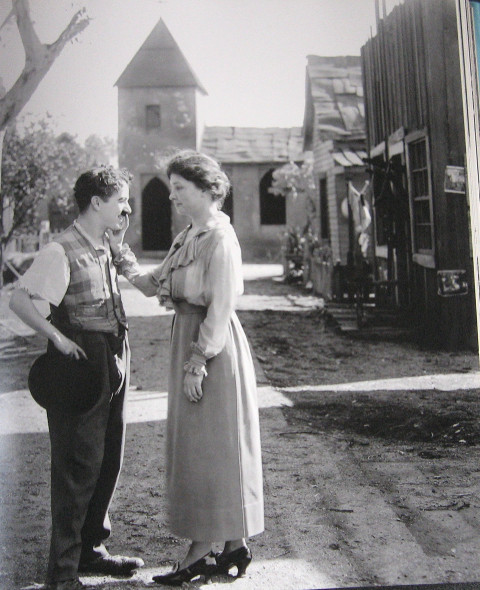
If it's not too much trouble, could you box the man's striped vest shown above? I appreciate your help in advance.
[51,225,127,333]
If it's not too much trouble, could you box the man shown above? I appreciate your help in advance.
[10,165,144,590]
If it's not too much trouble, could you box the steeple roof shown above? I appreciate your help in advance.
[115,18,207,94]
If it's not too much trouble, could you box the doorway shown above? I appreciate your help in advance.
[142,177,172,250]
[372,154,412,309]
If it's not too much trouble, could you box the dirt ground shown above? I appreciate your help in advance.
[240,279,480,447]
[1,276,480,589]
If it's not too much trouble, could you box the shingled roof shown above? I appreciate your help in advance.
[303,55,365,149]
[115,19,207,94]
[201,126,304,164]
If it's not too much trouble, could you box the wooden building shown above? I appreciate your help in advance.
[457,0,480,353]
[361,0,477,349]
[303,55,370,297]
[116,19,305,261]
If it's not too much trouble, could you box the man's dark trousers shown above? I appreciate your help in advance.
[45,333,130,583]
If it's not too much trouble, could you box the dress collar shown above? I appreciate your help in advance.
[181,211,231,242]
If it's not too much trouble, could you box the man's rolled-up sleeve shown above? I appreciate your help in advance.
[17,242,69,307]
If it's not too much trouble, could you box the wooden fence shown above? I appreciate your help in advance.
[7,226,63,255]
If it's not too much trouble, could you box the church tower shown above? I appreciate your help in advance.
[116,19,207,253]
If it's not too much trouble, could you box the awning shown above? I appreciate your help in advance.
[333,149,367,167]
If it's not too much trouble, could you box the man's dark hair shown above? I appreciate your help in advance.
[74,165,133,212]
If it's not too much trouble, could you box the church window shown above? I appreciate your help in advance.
[146,105,161,130]
[260,168,286,225]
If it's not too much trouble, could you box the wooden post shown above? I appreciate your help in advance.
[456,0,480,356]
[375,0,381,29]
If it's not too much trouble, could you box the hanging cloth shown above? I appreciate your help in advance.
[348,180,372,234]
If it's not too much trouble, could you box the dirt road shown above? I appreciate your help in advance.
[1,266,480,590]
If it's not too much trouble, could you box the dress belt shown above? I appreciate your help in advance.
[173,300,207,315]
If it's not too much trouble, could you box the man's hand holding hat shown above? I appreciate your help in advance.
[51,331,87,360]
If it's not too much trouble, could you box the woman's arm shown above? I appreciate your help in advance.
[182,235,242,402]
[108,221,160,297]
[180,231,243,402]
[193,235,243,363]
[112,244,160,297]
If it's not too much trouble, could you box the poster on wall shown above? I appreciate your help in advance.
[444,165,466,193]
[437,270,469,297]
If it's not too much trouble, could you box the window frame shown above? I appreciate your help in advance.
[405,129,435,268]
[145,104,161,131]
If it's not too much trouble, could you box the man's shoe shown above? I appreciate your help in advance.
[45,579,93,590]
[78,554,145,576]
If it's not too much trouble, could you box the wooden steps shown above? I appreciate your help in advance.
[325,302,414,339]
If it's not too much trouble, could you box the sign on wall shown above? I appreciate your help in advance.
[437,269,469,297]
[444,165,466,193]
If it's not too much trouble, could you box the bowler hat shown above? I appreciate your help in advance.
[28,352,103,415]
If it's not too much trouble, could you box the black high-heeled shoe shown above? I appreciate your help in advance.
[152,551,217,586]
[216,545,252,578]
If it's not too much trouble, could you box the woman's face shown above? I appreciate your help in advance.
[169,173,210,218]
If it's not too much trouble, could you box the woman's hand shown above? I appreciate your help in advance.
[183,372,204,403]
[107,214,129,256]
[51,332,87,360]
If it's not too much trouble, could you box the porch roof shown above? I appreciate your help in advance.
[201,126,305,164]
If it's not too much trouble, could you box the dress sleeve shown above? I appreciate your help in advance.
[16,242,69,306]
[193,233,243,360]
[113,243,163,296]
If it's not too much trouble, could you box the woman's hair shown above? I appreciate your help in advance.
[166,150,231,207]
[74,165,133,212]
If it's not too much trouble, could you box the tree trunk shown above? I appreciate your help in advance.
[0,1,90,132]
[0,1,89,288]
[0,102,7,288]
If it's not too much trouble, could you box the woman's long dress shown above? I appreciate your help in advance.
[163,212,264,541]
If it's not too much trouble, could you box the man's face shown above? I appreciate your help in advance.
[99,183,131,231]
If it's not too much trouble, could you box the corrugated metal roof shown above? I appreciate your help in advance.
[201,127,304,164]
[115,19,207,93]
[305,55,366,141]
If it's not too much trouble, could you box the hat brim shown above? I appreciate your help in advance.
[28,352,103,415]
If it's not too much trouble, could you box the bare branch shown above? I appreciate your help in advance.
[48,8,90,55]
[0,4,90,132]
[0,6,14,33]
[13,0,44,63]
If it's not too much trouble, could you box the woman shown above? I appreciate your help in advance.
[110,150,264,585]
